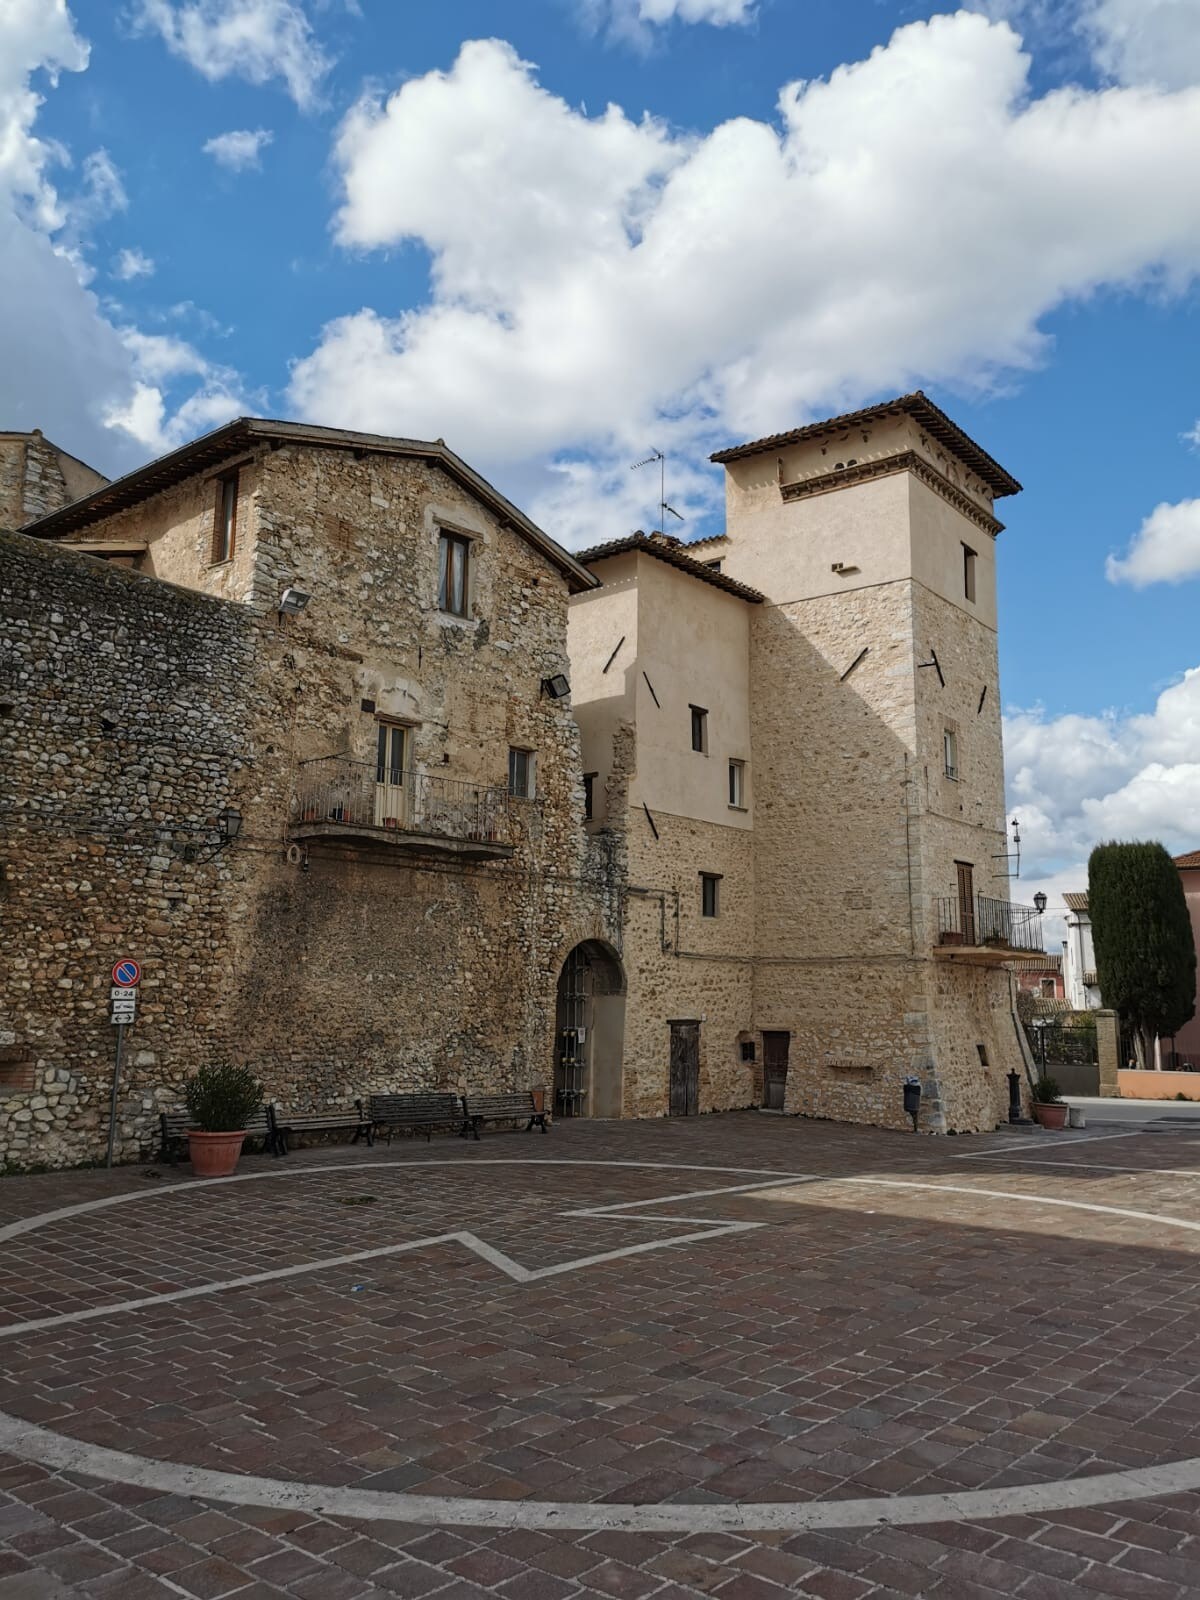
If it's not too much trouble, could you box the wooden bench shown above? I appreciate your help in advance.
[359,1092,467,1143]
[267,1103,373,1154]
[159,1107,274,1163]
[461,1091,549,1139]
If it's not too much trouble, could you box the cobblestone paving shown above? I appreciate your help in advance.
[2,1113,1200,1596]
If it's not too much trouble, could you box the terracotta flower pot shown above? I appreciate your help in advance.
[1033,1102,1068,1130]
[188,1129,248,1178]
[530,1087,546,1114]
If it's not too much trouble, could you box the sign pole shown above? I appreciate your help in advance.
[106,1022,126,1170]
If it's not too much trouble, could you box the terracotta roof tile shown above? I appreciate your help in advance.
[709,390,1021,498]
[1062,892,1089,912]
[1174,849,1200,869]
[576,532,765,602]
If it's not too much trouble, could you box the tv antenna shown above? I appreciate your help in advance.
[993,816,1022,879]
[631,449,684,535]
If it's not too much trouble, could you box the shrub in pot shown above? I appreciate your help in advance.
[1031,1074,1068,1130]
[185,1062,263,1177]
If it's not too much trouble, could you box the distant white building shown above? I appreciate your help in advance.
[1062,891,1103,1011]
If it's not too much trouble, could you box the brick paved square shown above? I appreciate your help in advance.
[4,1115,1200,1597]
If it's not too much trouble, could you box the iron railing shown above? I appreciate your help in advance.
[293,757,510,846]
[936,892,1043,954]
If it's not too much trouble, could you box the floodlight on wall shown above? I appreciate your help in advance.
[542,673,571,700]
[279,587,311,616]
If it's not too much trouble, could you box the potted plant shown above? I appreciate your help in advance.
[185,1062,264,1178]
[1031,1075,1068,1130]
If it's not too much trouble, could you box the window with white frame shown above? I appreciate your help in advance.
[728,759,746,809]
[508,746,535,798]
[943,727,959,781]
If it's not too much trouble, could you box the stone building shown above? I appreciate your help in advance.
[3,393,1041,1166]
[569,393,1042,1133]
[2,420,618,1169]
[0,430,108,531]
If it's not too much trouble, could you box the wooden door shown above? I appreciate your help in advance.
[669,1022,700,1116]
[956,861,976,945]
[762,1031,790,1110]
[374,724,408,828]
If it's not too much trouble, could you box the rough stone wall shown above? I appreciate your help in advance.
[0,532,262,1169]
[619,808,755,1117]
[1,441,620,1170]
[1,433,105,531]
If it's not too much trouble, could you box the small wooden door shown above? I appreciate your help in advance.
[669,1022,700,1116]
[762,1031,790,1110]
[956,861,976,945]
[374,723,408,828]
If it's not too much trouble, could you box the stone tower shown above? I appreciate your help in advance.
[0,431,108,532]
[708,393,1034,1132]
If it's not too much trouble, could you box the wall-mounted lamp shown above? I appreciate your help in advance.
[218,805,242,843]
[1033,891,1048,915]
[279,587,311,616]
[542,673,571,700]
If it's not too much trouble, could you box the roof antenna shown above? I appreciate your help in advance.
[631,448,684,536]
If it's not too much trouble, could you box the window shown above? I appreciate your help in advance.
[703,559,723,573]
[963,543,977,604]
[438,531,471,617]
[700,872,721,918]
[690,705,708,754]
[583,772,596,821]
[728,759,746,809]
[1040,977,1057,998]
[976,1043,989,1068]
[212,472,237,564]
[740,1040,756,1063]
[943,728,959,781]
[508,747,535,798]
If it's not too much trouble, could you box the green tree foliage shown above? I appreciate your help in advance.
[1089,842,1197,1068]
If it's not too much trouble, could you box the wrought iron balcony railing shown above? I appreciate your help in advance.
[936,892,1043,956]
[292,757,510,849]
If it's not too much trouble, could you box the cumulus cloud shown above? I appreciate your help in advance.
[1107,498,1200,586]
[1083,0,1200,90]
[132,0,329,108]
[202,127,273,170]
[0,1,247,472]
[579,0,755,43]
[290,19,1200,543]
[112,245,155,280]
[1006,668,1200,924]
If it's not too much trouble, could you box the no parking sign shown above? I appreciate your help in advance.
[112,960,141,988]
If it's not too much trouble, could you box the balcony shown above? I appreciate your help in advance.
[935,892,1044,964]
[290,757,512,859]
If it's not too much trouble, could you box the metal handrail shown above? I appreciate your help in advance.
[294,756,510,845]
[936,892,1043,953]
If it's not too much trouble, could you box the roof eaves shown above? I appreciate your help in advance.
[577,533,765,602]
[709,391,1021,499]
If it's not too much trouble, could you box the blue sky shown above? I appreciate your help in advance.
[4,0,1200,919]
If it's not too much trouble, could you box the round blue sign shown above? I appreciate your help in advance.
[112,960,141,987]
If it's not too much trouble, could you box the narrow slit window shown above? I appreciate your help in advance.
[508,747,535,799]
[963,543,977,604]
[212,472,238,564]
[728,759,746,808]
[943,728,959,781]
[690,705,708,754]
[583,772,596,821]
[700,872,721,918]
[438,531,471,617]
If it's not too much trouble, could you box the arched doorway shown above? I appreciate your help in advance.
[554,941,626,1118]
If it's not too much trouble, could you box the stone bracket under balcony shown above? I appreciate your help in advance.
[934,892,1044,966]
[290,756,513,862]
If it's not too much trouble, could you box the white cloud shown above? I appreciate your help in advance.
[0,1,248,473]
[1107,498,1200,586]
[132,0,329,109]
[1005,669,1200,909]
[112,246,155,280]
[291,20,1200,545]
[1083,0,1200,91]
[202,127,274,170]
[580,0,755,43]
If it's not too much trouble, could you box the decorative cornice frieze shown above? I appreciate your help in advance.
[779,450,1005,536]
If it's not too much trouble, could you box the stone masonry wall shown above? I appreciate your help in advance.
[2,442,620,1169]
[619,807,755,1117]
[0,532,263,1169]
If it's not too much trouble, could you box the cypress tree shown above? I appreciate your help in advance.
[1088,841,1197,1069]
